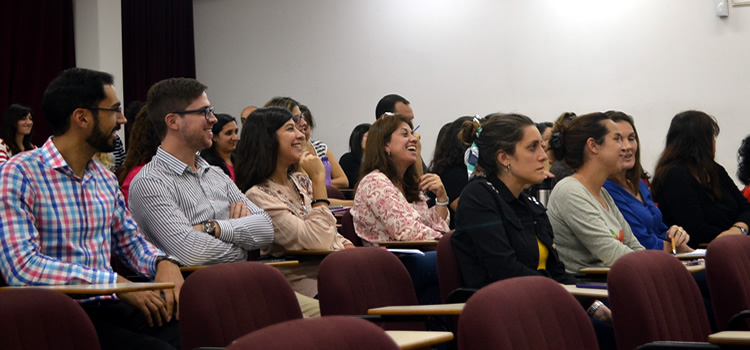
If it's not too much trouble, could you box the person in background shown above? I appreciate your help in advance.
[652,110,750,247]
[547,112,644,273]
[237,107,353,299]
[603,111,691,253]
[352,113,449,304]
[339,123,370,189]
[536,121,554,169]
[453,113,615,349]
[240,105,257,126]
[737,135,750,201]
[429,116,473,229]
[548,112,577,185]
[118,106,160,206]
[299,104,348,189]
[0,67,182,350]
[0,104,35,164]
[200,113,238,181]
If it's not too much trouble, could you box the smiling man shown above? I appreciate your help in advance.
[129,78,274,268]
[0,68,183,349]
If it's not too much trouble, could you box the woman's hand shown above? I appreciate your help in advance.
[299,151,325,182]
[419,173,447,202]
[666,225,693,253]
[593,304,613,323]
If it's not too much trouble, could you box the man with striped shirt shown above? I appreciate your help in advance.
[129,78,275,267]
[0,68,183,349]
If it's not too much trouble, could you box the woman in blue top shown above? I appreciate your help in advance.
[602,111,692,253]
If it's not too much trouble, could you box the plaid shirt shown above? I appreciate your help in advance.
[0,138,163,298]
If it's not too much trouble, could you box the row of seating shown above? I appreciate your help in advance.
[2,234,749,349]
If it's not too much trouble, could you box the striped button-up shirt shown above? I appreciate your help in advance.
[0,138,164,295]
[129,148,274,266]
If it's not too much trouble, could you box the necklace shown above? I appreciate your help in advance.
[269,175,309,216]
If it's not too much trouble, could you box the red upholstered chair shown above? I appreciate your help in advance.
[317,247,422,330]
[326,185,346,200]
[706,235,750,331]
[608,250,712,350]
[179,261,303,350]
[226,316,400,350]
[0,289,101,350]
[436,230,475,303]
[340,210,363,247]
[458,276,598,350]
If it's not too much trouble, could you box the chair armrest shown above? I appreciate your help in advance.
[445,288,477,304]
[727,310,750,331]
[636,341,720,349]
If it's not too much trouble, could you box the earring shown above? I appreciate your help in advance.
[387,151,391,156]
[505,164,511,173]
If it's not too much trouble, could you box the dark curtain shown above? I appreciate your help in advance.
[0,0,76,145]
[121,0,196,139]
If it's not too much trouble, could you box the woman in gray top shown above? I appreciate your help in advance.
[546,112,644,273]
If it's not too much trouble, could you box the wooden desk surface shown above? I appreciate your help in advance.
[179,260,300,272]
[561,284,609,299]
[0,282,175,295]
[708,331,750,345]
[579,261,705,275]
[386,330,454,350]
[378,240,439,248]
[368,303,465,316]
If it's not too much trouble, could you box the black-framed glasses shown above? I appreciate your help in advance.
[83,106,123,115]
[172,106,215,122]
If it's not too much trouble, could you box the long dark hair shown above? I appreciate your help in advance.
[459,113,535,178]
[549,112,610,171]
[359,114,420,202]
[605,111,644,192]
[430,116,473,175]
[2,104,33,154]
[738,135,750,186]
[652,110,721,201]
[200,113,237,177]
[118,107,160,185]
[235,107,294,192]
[348,123,371,160]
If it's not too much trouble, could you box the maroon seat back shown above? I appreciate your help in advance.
[179,262,303,349]
[0,289,101,350]
[458,276,598,350]
[436,230,461,303]
[341,210,363,247]
[327,185,346,200]
[317,248,421,330]
[608,250,711,350]
[706,235,750,330]
[226,316,400,350]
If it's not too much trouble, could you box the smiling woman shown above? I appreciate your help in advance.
[0,104,36,164]
[200,113,238,181]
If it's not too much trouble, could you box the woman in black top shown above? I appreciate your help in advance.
[453,114,614,346]
[652,110,750,247]
[429,116,473,228]
[339,123,370,189]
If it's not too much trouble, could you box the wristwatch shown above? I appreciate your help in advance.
[203,221,217,237]
[155,255,181,267]
[734,225,749,235]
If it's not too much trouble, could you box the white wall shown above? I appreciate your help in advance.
[193,0,749,184]
[73,0,126,145]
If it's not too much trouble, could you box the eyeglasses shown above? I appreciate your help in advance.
[292,114,304,124]
[172,106,215,122]
[83,106,123,115]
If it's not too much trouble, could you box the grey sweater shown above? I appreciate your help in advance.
[548,176,644,273]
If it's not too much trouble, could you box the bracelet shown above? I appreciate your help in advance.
[587,300,603,317]
[734,225,749,235]
[155,255,181,267]
[435,199,450,206]
[310,199,331,206]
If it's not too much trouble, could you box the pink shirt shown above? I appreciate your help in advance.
[121,164,145,207]
[351,170,449,243]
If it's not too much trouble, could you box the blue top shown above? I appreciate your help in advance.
[603,179,667,250]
